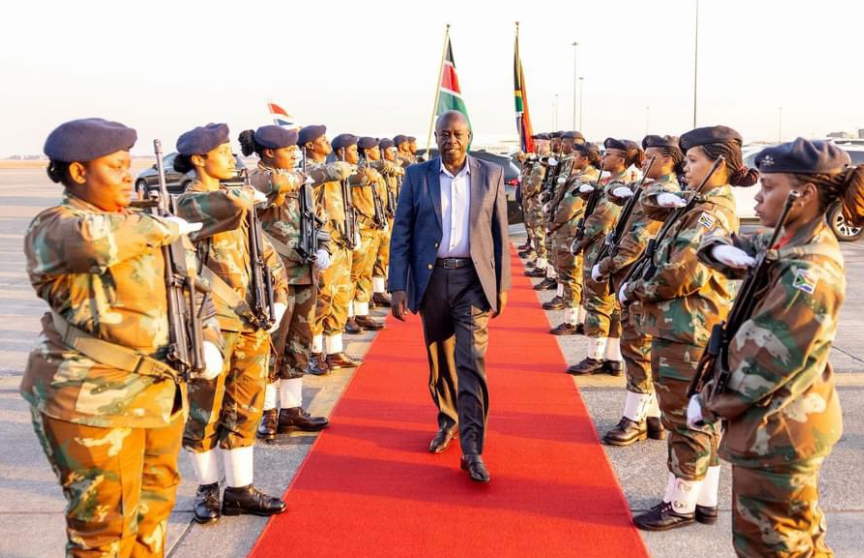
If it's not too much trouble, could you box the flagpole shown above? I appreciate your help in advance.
[424,24,450,159]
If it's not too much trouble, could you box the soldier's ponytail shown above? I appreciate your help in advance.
[795,165,864,226]
[46,160,70,184]
[624,146,645,170]
[173,154,195,174]
[700,141,759,187]
[238,129,263,157]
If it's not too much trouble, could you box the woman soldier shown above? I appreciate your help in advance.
[593,135,684,446]
[22,118,222,557]
[547,142,601,335]
[237,126,331,440]
[568,138,644,376]
[622,125,758,531]
[689,138,857,557]
[174,123,290,524]
[370,137,405,309]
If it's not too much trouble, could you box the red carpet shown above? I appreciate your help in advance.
[248,248,649,558]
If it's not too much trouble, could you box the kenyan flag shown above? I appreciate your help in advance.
[437,37,471,131]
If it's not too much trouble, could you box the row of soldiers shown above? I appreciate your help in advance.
[517,128,862,557]
[19,118,420,557]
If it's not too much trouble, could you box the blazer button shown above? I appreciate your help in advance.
[427,264,433,269]
[434,242,439,248]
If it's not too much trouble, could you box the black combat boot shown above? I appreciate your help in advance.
[646,417,666,440]
[372,292,392,307]
[602,417,648,446]
[542,296,564,310]
[307,353,330,376]
[193,483,221,525]
[525,266,547,278]
[534,278,557,291]
[566,357,605,375]
[696,505,718,525]
[277,407,329,433]
[603,360,624,377]
[222,485,286,517]
[345,317,362,334]
[256,409,278,441]
[633,501,695,531]
[549,323,578,336]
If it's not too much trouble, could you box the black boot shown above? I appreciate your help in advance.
[193,483,221,525]
[518,249,536,259]
[633,501,695,531]
[603,360,624,377]
[534,278,557,291]
[602,417,647,446]
[566,357,605,376]
[278,407,329,433]
[307,353,330,376]
[549,323,578,336]
[356,315,385,331]
[222,485,286,517]
[574,323,585,335]
[525,267,547,278]
[696,505,718,525]
[256,409,278,441]
[345,318,362,334]
[372,292,392,308]
[647,417,666,440]
[542,296,564,310]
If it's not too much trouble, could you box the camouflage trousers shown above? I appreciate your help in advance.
[314,245,352,336]
[651,337,719,480]
[621,305,653,394]
[31,408,183,558]
[526,197,546,259]
[373,219,392,280]
[270,284,315,381]
[351,226,383,304]
[582,241,621,338]
[553,231,582,308]
[732,459,833,558]
[184,328,269,452]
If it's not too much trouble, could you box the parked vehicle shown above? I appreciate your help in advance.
[135,152,246,197]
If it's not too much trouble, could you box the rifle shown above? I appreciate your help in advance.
[296,147,328,263]
[339,152,359,249]
[688,190,801,401]
[629,156,726,283]
[574,174,605,242]
[141,139,209,381]
[596,157,657,263]
[361,157,388,229]
[241,169,277,330]
[538,154,560,203]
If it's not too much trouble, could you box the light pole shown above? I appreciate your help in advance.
[572,41,579,130]
[553,93,559,130]
[693,0,700,128]
[578,77,585,131]
[778,107,783,142]
[645,106,651,135]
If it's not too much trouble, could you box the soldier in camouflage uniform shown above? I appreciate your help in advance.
[21,118,223,557]
[371,138,405,308]
[547,142,601,334]
[174,123,290,523]
[594,135,683,446]
[336,135,387,334]
[395,134,415,166]
[568,139,644,376]
[689,138,860,556]
[521,138,551,267]
[532,133,565,291]
[300,126,364,369]
[623,126,756,531]
[237,126,331,440]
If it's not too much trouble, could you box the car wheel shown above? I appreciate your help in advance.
[829,204,863,242]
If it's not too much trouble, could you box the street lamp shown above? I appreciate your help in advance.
[693,0,700,128]
[553,93,559,130]
[572,41,579,130]
[578,77,585,131]
[645,106,651,135]
[778,107,783,142]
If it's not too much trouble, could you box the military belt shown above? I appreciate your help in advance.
[49,311,181,384]
[199,266,261,327]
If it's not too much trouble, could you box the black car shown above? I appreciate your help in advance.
[135,152,247,196]
[417,149,523,225]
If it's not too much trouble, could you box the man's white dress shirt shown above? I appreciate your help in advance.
[437,158,471,258]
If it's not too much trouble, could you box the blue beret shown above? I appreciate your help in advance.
[254,125,298,149]
[176,123,229,156]
[562,131,585,141]
[332,134,358,151]
[379,138,395,150]
[531,133,549,140]
[298,125,326,146]
[407,136,417,142]
[755,138,851,175]
[642,134,681,151]
[44,118,137,163]
[549,131,563,139]
[604,138,629,151]
[573,142,600,157]
[393,135,409,146]
[680,126,742,152]
[358,137,378,150]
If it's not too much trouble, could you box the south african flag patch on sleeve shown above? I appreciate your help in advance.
[792,268,819,295]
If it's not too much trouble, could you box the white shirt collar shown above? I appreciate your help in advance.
[439,157,471,178]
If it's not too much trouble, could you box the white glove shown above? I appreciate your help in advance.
[251,189,268,205]
[268,302,288,333]
[329,161,354,180]
[557,176,567,185]
[579,184,594,194]
[354,230,362,247]
[313,249,331,270]
[542,202,551,214]
[200,341,224,381]
[618,282,629,304]
[686,395,706,429]
[712,245,757,269]
[657,193,686,208]
[164,216,203,236]
[613,186,634,199]
[548,157,559,167]
[591,264,605,282]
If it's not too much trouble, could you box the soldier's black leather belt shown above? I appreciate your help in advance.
[435,258,472,269]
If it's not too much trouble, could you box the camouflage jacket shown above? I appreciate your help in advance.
[546,156,576,219]
[177,181,288,332]
[308,160,355,248]
[351,163,388,228]
[524,161,547,198]
[251,163,329,286]
[20,194,220,428]
[696,218,844,466]
[573,169,631,257]
[625,184,739,346]
[549,166,599,235]
[597,173,681,285]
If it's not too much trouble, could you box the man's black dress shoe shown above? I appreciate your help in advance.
[222,485,286,517]
[193,483,221,525]
[278,407,329,433]
[602,417,647,446]
[633,501,695,531]
[428,429,457,454]
[256,409,278,441]
[460,454,490,483]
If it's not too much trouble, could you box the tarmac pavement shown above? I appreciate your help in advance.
[0,170,862,557]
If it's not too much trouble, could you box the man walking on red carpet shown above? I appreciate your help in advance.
[389,111,511,483]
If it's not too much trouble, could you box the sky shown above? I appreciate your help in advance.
[1,0,863,157]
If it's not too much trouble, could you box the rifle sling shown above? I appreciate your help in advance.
[50,311,182,384]
[199,265,260,326]
[263,231,305,264]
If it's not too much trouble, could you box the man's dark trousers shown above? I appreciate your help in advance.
[420,259,490,455]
